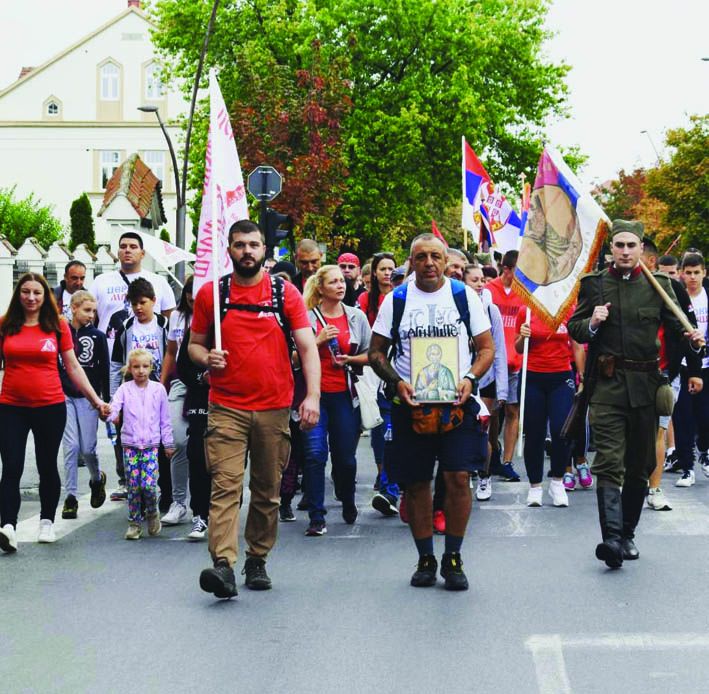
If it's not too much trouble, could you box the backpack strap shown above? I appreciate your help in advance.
[449,278,476,358]
[219,274,295,353]
[389,283,409,359]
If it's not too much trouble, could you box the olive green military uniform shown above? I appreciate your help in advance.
[568,266,684,487]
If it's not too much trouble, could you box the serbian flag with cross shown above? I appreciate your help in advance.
[461,137,524,254]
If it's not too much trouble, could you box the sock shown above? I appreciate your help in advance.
[445,534,463,554]
[666,447,675,456]
[414,536,434,557]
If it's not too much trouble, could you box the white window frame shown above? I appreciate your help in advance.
[100,62,120,101]
[143,150,166,184]
[46,101,59,116]
[145,63,163,100]
[101,150,121,188]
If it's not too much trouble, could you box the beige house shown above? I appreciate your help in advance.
[0,0,190,252]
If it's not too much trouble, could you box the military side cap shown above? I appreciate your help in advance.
[611,219,644,240]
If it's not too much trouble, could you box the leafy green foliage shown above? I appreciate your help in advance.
[0,186,64,249]
[69,193,96,252]
[159,228,171,242]
[151,0,573,252]
[645,115,709,252]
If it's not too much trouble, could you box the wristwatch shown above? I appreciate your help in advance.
[463,373,478,394]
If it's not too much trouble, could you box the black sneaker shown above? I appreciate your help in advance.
[89,471,107,509]
[279,500,296,522]
[342,503,358,525]
[440,552,469,591]
[372,492,398,516]
[296,495,309,511]
[242,556,272,590]
[373,472,381,491]
[411,554,438,587]
[305,520,327,536]
[200,559,238,599]
[61,495,78,520]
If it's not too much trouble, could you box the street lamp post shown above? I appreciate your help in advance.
[640,129,661,165]
[138,104,186,283]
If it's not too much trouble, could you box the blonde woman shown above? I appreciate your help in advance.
[301,265,372,535]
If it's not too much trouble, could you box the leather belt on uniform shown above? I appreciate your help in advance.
[614,357,659,372]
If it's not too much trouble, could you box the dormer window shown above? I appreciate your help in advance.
[42,95,63,121]
[145,63,163,100]
[100,62,120,101]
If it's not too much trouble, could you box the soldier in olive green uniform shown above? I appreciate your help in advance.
[569,220,704,569]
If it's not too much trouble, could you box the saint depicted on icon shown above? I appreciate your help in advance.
[412,337,458,403]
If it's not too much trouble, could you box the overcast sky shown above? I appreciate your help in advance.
[1,0,707,187]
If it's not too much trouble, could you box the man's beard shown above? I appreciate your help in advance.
[233,256,264,278]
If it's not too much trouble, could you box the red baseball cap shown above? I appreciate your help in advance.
[337,253,360,267]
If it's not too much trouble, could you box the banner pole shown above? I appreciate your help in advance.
[516,306,531,458]
[209,70,223,352]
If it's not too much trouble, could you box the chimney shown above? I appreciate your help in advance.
[128,1,141,8]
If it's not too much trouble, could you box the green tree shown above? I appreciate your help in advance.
[0,186,64,249]
[159,228,171,242]
[645,115,709,252]
[151,0,573,252]
[69,193,96,251]
[593,168,647,221]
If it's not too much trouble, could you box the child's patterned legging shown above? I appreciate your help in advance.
[123,446,159,522]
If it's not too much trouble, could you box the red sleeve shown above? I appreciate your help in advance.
[191,281,215,335]
[59,319,74,352]
[283,282,310,330]
[357,292,368,313]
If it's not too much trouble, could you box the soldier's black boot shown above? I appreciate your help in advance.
[595,486,624,569]
[620,484,646,560]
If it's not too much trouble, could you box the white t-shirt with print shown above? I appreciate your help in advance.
[89,269,176,334]
[690,289,709,369]
[167,310,189,350]
[129,318,165,376]
[373,278,491,383]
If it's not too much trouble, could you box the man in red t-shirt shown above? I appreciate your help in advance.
[189,220,320,599]
[485,250,524,481]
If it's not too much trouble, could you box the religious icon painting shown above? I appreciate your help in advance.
[411,336,459,404]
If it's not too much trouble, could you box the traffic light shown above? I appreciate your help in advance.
[264,207,292,257]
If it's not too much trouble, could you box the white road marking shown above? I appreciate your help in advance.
[526,633,709,694]
[16,490,121,543]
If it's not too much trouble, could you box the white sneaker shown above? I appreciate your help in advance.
[675,470,696,487]
[527,487,543,507]
[38,519,56,543]
[548,479,569,507]
[161,502,188,525]
[188,515,208,541]
[647,487,672,511]
[476,476,492,501]
[0,524,18,553]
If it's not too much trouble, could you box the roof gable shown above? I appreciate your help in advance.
[0,7,153,98]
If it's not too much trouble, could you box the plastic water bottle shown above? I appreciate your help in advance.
[384,421,393,442]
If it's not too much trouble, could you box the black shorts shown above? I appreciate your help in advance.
[386,400,488,486]
[479,382,496,399]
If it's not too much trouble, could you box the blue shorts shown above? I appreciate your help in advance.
[386,400,488,487]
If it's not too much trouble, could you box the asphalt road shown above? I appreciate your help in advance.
[4,432,709,694]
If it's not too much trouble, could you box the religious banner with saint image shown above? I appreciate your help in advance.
[513,145,610,330]
[411,336,459,404]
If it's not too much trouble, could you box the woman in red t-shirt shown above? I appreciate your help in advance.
[357,252,396,327]
[302,266,372,536]
[514,306,585,509]
[0,273,109,552]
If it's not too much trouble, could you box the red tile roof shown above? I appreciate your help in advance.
[99,153,166,224]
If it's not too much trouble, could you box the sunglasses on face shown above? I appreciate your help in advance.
[339,264,357,270]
